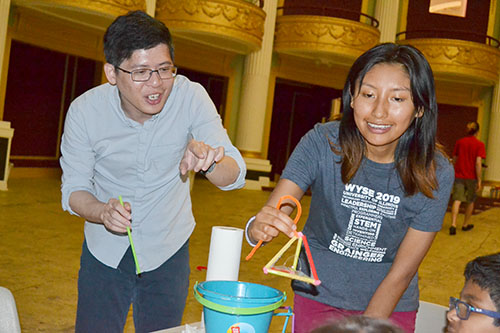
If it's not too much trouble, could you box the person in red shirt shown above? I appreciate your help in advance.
[450,121,486,235]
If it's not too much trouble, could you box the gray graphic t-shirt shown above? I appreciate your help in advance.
[281,121,454,311]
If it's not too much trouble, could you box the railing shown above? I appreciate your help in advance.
[277,6,379,28]
[396,30,500,48]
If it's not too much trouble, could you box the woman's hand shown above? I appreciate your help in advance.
[248,178,305,244]
[248,205,297,244]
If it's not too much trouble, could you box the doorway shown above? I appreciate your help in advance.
[436,103,478,157]
[268,79,342,179]
[176,68,228,123]
[3,40,102,167]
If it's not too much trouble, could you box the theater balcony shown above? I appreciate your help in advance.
[274,4,380,67]
[11,0,145,31]
[397,30,500,86]
[155,0,266,54]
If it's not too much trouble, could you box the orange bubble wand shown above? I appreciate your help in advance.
[245,195,320,285]
[245,195,301,261]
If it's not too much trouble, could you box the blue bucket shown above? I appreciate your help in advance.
[194,280,286,333]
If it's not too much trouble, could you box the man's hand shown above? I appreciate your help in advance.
[179,139,224,175]
[100,198,131,233]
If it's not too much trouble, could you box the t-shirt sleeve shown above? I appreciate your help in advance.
[478,142,486,159]
[410,156,455,232]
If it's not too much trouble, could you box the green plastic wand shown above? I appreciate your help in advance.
[119,195,141,275]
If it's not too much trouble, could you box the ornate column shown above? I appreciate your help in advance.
[485,82,500,183]
[235,0,277,189]
[374,0,399,43]
[0,0,9,70]
[146,0,156,16]
[0,0,13,191]
[0,0,11,119]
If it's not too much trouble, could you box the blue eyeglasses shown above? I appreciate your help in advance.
[449,297,500,320]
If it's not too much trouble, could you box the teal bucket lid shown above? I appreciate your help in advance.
[194,281,286,315]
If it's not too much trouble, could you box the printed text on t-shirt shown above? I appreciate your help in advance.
[328,183,400,262]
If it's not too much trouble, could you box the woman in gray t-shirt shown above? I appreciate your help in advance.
[246,43,454,333]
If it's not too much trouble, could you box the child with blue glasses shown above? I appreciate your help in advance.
[447,252,500,333]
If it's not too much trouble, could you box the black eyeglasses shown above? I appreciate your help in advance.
[115,66,177,82]
[449,297,500,320]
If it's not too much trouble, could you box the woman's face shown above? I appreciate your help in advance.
[351,63,421,163]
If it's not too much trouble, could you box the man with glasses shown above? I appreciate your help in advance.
[447,252,500,332]
[60,10,246,333]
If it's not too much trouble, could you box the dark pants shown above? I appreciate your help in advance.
[75,239,190,333]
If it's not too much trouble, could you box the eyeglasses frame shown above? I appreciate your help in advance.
[115,66,177,82]
[449,296,500,320]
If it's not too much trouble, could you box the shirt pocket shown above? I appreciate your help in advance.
[146,143,186,182]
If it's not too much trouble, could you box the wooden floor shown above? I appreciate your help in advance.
[1,175,499,332]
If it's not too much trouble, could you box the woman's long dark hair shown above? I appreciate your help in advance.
[338,43,441,198]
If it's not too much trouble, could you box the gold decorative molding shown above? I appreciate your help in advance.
[434,80,489,106]
[239,150,263,159]
[398,38,500,85]
[10,7,105,61]
[155,0,265,54]
[12,0,146,30]
[274,15,380,66]
[275,54,349,90]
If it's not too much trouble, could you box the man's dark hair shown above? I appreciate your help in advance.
[464,252,500,326]
[103,10,174,66]
[466,121,480,136]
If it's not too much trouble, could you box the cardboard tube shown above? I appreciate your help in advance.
[206,226,243,281]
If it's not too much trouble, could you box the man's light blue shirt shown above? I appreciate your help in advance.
[60,75,246,272]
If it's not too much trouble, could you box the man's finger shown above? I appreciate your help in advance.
[115,201,131,219]
[188,140,206,159]
[179,150,196,174]
[194,158,206,172]
[201,149,216,171]
[214,146,224,162]
[179,159,189,175]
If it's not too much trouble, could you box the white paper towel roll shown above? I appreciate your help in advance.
[205,226,244,281]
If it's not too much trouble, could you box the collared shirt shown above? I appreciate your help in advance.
[60,75,246,272]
